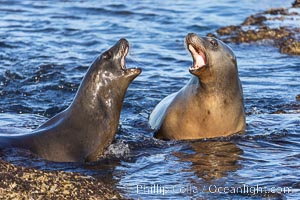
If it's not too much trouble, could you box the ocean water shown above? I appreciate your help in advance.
[0,0,299,199]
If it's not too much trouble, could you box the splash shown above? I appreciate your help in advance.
[104,140,131,158]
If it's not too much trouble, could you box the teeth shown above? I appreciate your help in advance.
[121,57,125,69]
[188,44,197,54]
[121,46,128,70]
[124,46,129,56]
[189,66,197,70]
[188,44,206,70]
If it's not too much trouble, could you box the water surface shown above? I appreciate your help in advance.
[0,0,299,199]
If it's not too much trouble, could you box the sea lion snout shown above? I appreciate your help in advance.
[186,33,201,43]
[186,33,208,75]
[117,39,142,80]
[98,39,141,80]
[115,38,130,61]
[186,33,206,48]
[102,38,129,61]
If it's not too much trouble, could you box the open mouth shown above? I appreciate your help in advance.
[117,39,141,78]
[121,45,128,71]
[188,44,207,71]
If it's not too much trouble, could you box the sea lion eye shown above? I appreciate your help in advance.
[102,51,112,60]
[210,39,218,48]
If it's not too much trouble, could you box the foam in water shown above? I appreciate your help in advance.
[104,140,131,158]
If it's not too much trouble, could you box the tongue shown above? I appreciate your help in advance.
[188,44,206,69]
[195,51,205,67]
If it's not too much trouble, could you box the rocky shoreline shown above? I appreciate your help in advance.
[208,0,300,55]
[0,159,123,200]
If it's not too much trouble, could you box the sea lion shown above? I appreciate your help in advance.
[0,38,141,162]
[149,33,246,140]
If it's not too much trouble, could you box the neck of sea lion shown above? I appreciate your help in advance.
[196,64,241,95]
[71,66,127,115]
[65,67,129,161]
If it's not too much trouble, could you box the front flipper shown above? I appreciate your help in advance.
[149,92,177,130]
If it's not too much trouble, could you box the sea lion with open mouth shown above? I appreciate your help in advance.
[0,38,141,162]
[149,33,245,140]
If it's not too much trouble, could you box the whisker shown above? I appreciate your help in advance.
[127,53,147,68]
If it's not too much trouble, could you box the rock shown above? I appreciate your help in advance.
[0,159,124,199]
[293,0,300,8]
[208,0,300,55]
[242,15,267,26]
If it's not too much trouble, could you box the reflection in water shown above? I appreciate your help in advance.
[174,141,242,181]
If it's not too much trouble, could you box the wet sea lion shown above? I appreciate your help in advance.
[0,38,141,162]
[149,33,246,140]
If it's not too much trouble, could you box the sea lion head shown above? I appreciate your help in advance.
[94,38,141,83]
[186,33,237,83]
[73,38,141,111]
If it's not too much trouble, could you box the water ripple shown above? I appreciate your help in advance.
[0,0,299,199]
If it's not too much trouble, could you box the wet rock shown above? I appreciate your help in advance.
[242,15,267,26]
[278,37,300,54]
[218,26,293,43]
[293,0,300,8]
[209,0,300,55]
[270,102,300,114]
[296,94,300,101]
[263,8,292,15]
[271,110,288,114]
[217,25,241,35]
[0,159,124,199]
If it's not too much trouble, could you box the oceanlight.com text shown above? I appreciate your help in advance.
[134,184,293,196]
